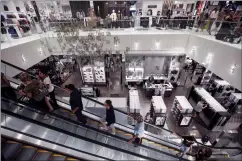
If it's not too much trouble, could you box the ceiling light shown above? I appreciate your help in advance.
[155,41,160,49]
[21,54,26,62]
[231,63,237,74]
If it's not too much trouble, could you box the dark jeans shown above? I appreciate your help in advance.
[75,109,87,124]
[49,89,58,108]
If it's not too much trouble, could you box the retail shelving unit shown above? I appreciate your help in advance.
[127,89,141,125]
[171,96,193,127]
[152,96,167,127]
[194,87,230,131]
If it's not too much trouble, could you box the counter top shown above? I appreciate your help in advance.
[175,96,193,110]
[152,96,167,113]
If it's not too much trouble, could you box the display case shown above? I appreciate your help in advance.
[213,80,235,101]
[125,56,144,83]
[128,89,141,125]
[152,96,167,127]
[227,93,242,114]
[191,87,231,131]
[94,66,106,83]
[171,96,193,127]
[82,66,94,83]
[126,67,144,82]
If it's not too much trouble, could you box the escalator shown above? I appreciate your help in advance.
[1,60,242,160]
[1,137,80,161]
[1,98,185,161]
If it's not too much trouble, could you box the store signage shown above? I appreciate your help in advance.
[148,5,157,8]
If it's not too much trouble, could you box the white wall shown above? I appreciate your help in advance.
[1,40,51,70]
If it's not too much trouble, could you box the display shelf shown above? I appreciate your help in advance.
[125,67,144,82]
[82,66,94,83]
[171,96,193,127]
[213,79,235,100]
[152,96,167,114]
[194,87,227,112]
[94,66,106,83]
[151,96,167,127]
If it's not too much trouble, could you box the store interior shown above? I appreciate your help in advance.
[1,0,242,45]
[1,0,242,159]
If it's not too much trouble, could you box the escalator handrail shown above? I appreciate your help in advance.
[2,60,242,156]
[1,98,187,161]
[1,127,112,161]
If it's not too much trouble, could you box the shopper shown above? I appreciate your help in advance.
[65,84,87,124]
[196,9,206,32]
[176,135,194,158]
[1,72,17,101]
[208,8,219,35]
[128,115,144,147]
[38,68,59,108]
[99,100,116,134]
[194,99,207,117]
[19,73,53,119]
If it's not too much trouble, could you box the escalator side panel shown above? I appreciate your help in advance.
[33,151,52,161]
[2,142,22,160]
[51,155,66,161]
[14,147,37,161]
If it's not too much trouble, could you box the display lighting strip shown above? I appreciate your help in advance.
[230,63,237,74]
[202,53,213,67]
[21,54,26,62]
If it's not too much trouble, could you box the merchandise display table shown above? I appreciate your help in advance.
[194,87,230,130]
[151,96,167,126]
[171,96,193,127]
[144,82,173,97]
[128,90,141,114]
[152,96,167,114]
[195,88,227,113]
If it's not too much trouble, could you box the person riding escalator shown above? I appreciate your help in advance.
[65,84,87,124]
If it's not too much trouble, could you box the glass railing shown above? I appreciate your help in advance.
[1,19,241,48]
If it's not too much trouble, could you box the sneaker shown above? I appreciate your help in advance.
[111,131,116,135]
[44,114,50,120]
[100,127,108,131]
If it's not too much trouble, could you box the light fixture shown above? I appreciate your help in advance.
[21,54,26,62]
[38,48,43,55]
[230,63,237,74]
[191,46,196,52]
[134,42,139,50]
[202,53,213,67]
[155,41,160,49]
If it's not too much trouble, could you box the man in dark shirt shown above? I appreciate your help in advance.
[65,84,87,124]
[100,100,116,134]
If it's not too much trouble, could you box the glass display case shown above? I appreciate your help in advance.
[125,56,144,83]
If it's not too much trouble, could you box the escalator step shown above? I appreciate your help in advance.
[2,141,22,160]
[14,146,37,161]
[33,150,52,161]
[51,154,66,161]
